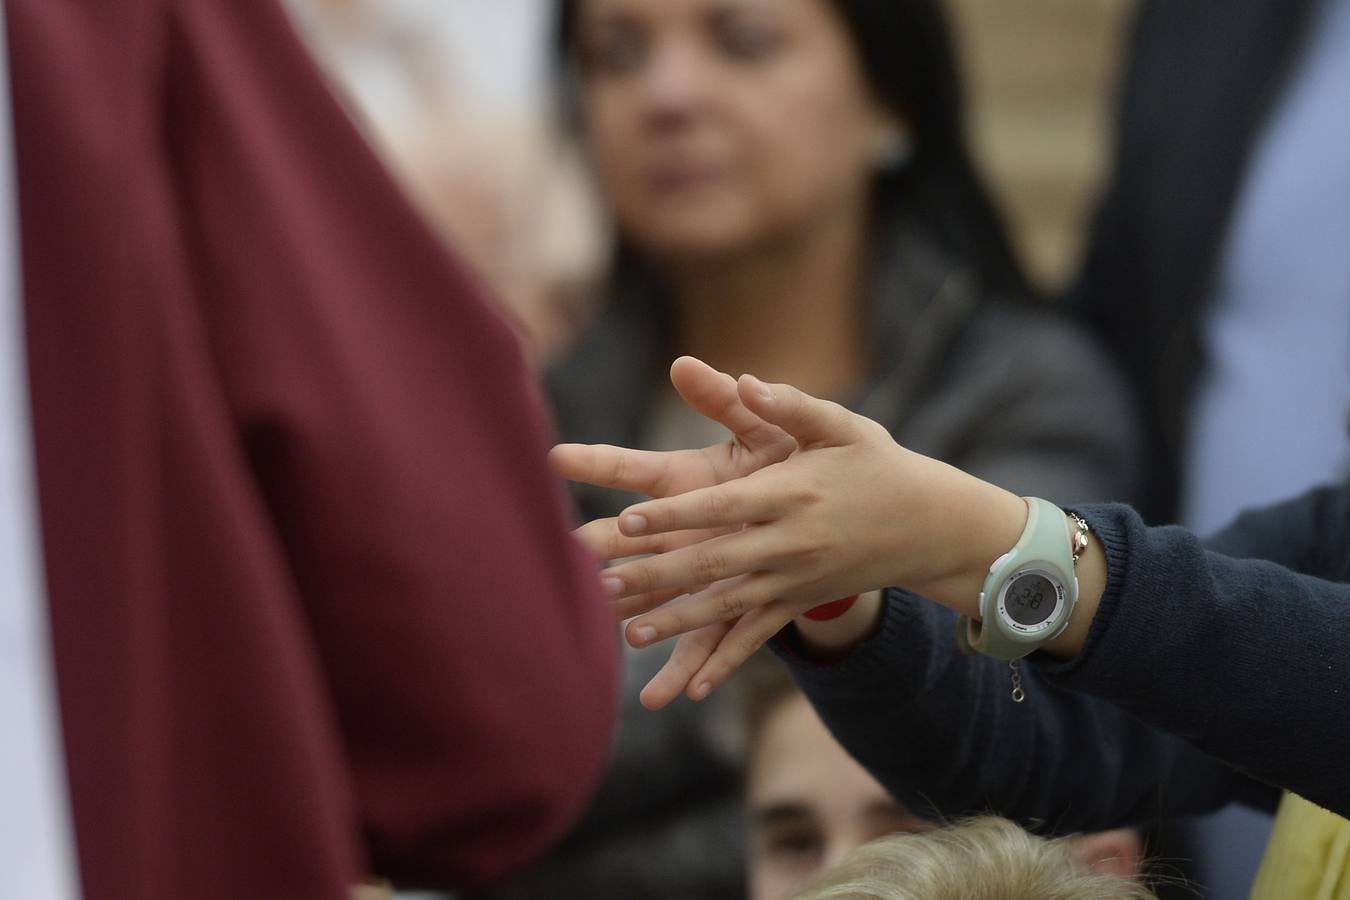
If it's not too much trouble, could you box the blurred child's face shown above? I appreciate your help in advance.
[746,694,932,900]
[746,694,1146,899]
[573,0,893,264]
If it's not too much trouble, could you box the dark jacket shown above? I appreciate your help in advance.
[1065,0,1321,521]
[775,482,1350,833]
[491,219,1143,899]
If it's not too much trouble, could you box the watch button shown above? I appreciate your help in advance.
[989,552,1012,574]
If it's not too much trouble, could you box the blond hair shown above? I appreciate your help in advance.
[791,817,1157,900]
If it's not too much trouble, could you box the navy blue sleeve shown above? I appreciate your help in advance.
[1039,493,1350,816]
[775,484,1350,831]
[774,591,1246,832]
[1202,481,1350,581]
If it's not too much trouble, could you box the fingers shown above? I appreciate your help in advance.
[573,516,697,563]
[737,374,858,449]
[670,357,794,456]
[617,473,785,540]
[604,527,778,602]
[626,571,787,646]
[639,623,729,710]
[687,604,793,699]
[573,517,721,618]
[610,586,689,621]
[549,443,686,496]
[638,604,794,709]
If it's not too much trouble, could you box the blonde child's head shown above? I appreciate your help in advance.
[791,816,1158,900]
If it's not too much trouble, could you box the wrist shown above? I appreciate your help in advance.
[921,484,1029,618]
[1044,511,1107,658]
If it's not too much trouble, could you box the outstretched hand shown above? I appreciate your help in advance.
[551,357,797,708]
[550,356,797,598]
[554,357,1026,709]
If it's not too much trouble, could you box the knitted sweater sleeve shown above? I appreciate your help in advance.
[774,484,1350,829]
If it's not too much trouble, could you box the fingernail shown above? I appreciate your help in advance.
[692,682,711,701]
[602,576,624,597]
[620,513,648,535]
[631,625,657,646]
[746,374,774,403]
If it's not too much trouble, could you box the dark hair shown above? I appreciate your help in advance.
[554,0,1031,301]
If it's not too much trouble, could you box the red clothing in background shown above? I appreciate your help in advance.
[8,0,617,896]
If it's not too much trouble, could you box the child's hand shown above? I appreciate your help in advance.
[594,369,1026,706]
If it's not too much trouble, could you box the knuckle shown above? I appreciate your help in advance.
[784,533,825,567]
[667,607,695,634]
[652,459,676,497]
[823,400,852,433]
[801,547,828,572]
[630,565,658,595]
[606,452,627,486]
[733,631,763,660]
[692,549,726,585]
[702,490,735,522]
[718,592,747,619]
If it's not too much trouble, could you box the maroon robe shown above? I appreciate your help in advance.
[9,0,618,895]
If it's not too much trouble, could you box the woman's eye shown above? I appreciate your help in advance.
[717,21,782,62]
[579,26,648,77]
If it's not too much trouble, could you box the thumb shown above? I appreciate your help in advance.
[737,374,857,447]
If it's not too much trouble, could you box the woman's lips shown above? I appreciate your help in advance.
[645,161,731,194]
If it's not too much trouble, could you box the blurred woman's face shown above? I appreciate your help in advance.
[572,0,894,263]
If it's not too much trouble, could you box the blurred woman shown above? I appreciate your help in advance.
[549,0,1137,505]
[484,1,1141,897]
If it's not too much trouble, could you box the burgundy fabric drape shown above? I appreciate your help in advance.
[9,0,617,896]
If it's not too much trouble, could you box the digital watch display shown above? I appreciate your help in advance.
[955,498,1079,662]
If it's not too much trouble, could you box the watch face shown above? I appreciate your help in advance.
[1002,572,1060,628]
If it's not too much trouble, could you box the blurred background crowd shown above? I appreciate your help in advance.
[280,0,1348,898]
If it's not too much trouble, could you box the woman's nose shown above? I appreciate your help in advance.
[638,42,713,123]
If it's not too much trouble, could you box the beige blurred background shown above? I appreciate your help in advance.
[948,0,1137,289]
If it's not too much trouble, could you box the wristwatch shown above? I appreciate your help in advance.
[956,497,1079,661]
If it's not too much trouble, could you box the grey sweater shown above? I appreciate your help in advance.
[776,483,1350,832]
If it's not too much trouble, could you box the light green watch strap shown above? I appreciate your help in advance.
[956,497,1078,661]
